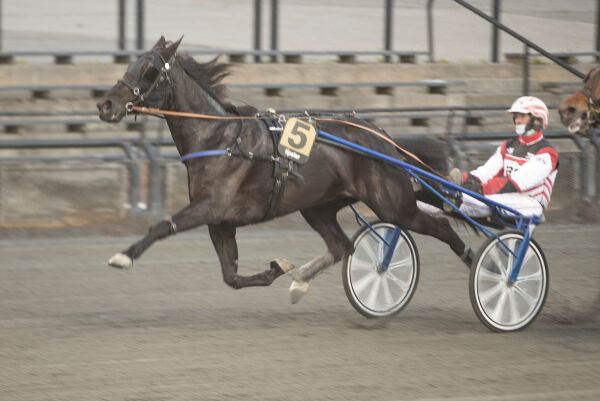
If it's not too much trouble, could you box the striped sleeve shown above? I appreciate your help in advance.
[470,142,505,184]
[509,151,555,192]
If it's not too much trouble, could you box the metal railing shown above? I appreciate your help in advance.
[0,1,434,64]
[452,0,587,96]
[0,138,143,213]
[0,49,430,65]
[1,105,597,215]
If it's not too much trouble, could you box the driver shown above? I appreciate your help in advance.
[450,96,559,219]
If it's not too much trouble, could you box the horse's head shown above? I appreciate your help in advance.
[558,66,600,136]
[97,36,182,123]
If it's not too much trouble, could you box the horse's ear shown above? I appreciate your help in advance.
[167,36,183,52]
[152,36,167,50]
[162,36,183,59]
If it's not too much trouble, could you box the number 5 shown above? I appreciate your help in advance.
[288,120,311,149]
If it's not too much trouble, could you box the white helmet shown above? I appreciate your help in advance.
[507,96,549,129]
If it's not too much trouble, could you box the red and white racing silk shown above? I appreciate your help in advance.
[470,131,558,208]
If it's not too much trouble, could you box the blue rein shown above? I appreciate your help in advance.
[180,149,230,163]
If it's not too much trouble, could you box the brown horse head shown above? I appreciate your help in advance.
[558,66,600,135]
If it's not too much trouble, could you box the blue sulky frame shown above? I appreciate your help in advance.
[318,129,541,285]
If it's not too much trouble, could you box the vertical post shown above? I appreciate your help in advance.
[254,0,262,62]
[0,0,3,52]
[384,0,393,63]
[118,0,126,50]
[136,0,145,50]
[596,0,600,62]
[427,0,435,63]
[270,0,279,62]
[491,0,501,62]
[522,45,530,95]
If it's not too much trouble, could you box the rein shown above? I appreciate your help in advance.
[131,105,446,177]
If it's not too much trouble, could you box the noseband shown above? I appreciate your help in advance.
[579,70,600,130]
[118,50,176,113]
[579,86,600,132]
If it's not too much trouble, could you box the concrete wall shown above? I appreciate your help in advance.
[0,163,129,228]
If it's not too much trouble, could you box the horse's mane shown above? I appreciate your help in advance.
[177,53,258,116]
[177,54,230,103]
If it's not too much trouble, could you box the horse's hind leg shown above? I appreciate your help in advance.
[288,200,355,304]
[365,191,473,266]
[208,224,287,289]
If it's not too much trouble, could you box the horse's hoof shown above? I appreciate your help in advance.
[271,258,296,274]
[108,253,133,270]
[289,280,310,304]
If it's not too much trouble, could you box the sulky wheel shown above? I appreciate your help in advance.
[469,230,549,332]
[343,221,419,318]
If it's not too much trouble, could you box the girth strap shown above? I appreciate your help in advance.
[261,117,294,219]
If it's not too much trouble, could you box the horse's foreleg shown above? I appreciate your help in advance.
[108,203,206,269]
[289,201,354,304]
[208,224,287,289]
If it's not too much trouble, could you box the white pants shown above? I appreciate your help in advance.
[459,193,544,218]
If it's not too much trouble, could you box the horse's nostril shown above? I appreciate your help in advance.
[97,99,112,114]
[559,106,576,119]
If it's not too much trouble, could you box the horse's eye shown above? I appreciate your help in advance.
[144,67,160,82]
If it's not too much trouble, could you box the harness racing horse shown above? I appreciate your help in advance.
[97,36,472,303]
[558,65,600,135]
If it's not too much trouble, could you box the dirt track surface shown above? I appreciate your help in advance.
[1,222,599,401]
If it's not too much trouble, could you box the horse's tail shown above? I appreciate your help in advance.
[392,135,480,235]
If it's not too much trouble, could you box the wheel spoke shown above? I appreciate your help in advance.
[380,276,395,305]
[361,237,380,264]
[385,271,409,293]
[350,257,376,272]
[477,268,503,283]
[490,287,509,322]
[516,270,542,283]
[507,290,521,324]
[387,255,413,271]
[479,281,504,305]
[352,271,379,297]
[365,276,382,307]
[521,248,535,267]
[488,247,508,278]
[512,283,539,306]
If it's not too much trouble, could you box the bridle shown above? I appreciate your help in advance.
[579,68,600,130]
[118,49,176,113]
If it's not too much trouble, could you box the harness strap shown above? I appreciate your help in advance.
[133,105,445,177]
[261,117,294,219]
[180,149,230,163]
[177,117,296,220]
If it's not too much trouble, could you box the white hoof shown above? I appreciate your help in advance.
[272,258,296,273]
[289,280,310,304]
[108,253,133,270]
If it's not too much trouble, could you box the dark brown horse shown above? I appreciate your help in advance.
[97,36,471,303]
[558,65,600,135]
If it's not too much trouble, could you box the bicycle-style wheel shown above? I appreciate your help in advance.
[343,222,419,318]
[470,230,549,332]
